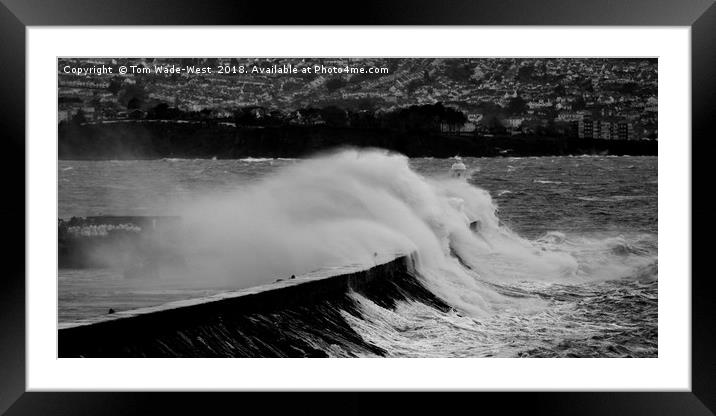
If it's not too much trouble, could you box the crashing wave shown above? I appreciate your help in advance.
[171,148,656,318]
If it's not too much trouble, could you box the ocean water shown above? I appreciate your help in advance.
[58,152,657,357]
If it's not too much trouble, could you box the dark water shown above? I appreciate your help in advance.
[58,156,657,357]
[412,156,657,238]
[59,156,657,238]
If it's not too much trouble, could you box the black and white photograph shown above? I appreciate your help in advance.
[57,57,658,358]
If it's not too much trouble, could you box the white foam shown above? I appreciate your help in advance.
[167,148,655,318]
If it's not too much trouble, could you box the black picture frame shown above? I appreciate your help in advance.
[2,0,713,414]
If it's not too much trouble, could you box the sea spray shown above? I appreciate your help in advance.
[171,148,655,318]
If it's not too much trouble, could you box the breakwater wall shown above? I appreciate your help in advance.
[58,253,448,357]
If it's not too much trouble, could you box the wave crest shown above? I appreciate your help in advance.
[174,149,657,317]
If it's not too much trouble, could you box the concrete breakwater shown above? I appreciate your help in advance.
[58,253,450,357]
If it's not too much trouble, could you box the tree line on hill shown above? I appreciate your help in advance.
[66,101,472,134]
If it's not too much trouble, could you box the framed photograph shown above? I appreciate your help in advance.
[3,0,714,414]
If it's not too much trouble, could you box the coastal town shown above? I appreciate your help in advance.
[58,57,657,141]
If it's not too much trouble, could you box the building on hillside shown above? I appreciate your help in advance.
[579,117,636,140]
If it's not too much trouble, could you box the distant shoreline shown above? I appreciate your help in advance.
[59,122,657,160]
